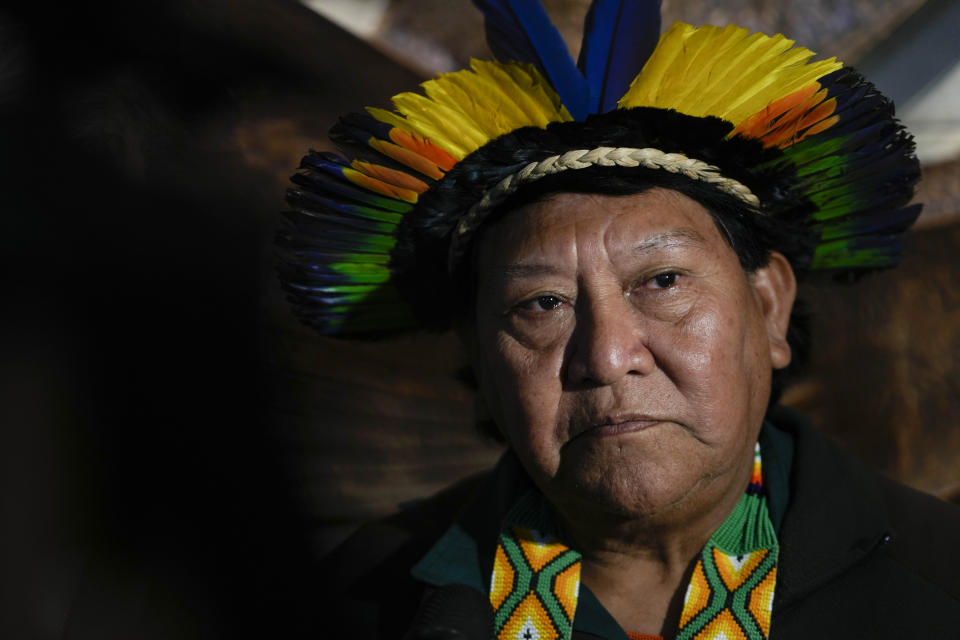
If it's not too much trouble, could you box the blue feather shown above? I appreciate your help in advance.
[578,0,661,113]
[471,0,591,119]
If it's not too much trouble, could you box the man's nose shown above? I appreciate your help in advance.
[564,293,655,387]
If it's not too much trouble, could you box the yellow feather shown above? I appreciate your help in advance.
[501,63,574,122]
[391,91,487,157]
[619,22,842,127]
[717,43,812,117]
[366,62,571,165]
[471,61,549,126]
[658,26,743,108]
[428,72,530,139]
[393,91,485,145]
[470,64,555,130]
[705,38,803,115]
[694,31,794,116]
[421,76,497,139]
[620,22,697,107]
[366,106,414,134]
[671,25,758,112]
[472,60,572,126]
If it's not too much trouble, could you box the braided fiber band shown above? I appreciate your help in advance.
[449,146,760,269]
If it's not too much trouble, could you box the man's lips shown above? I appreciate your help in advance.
[569,415,667,441]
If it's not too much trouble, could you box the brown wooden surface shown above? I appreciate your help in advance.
[783,221,960,500]
[262,302,503,552]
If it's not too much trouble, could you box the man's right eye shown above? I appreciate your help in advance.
[535,295,562,311]
[519,295,563,312]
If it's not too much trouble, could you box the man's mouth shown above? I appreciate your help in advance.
[569,413,667,442]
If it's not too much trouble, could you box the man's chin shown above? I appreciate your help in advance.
[547,462,706,526]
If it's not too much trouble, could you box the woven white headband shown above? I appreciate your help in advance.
[448,146,760,269]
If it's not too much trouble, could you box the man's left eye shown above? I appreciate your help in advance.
[646,272,678,290]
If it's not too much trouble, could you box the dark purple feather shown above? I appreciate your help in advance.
[578,0,661,113]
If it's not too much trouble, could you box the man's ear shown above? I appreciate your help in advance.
[751,251,797,370]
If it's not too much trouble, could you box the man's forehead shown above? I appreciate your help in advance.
[501,188,714,232]
[480,233,723,291]
[630,228,709,255]
[478,190,721,273]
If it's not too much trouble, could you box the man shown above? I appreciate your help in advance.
[277,1,960,637]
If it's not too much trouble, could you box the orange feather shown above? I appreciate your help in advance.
[352,161,431,194]
[368,138,445,180]
[761,95,837,148]
[343,168,420,203]
[798,97,837,131]
[732,82,838,149]
[388,128,458,171]
[732,83,819,141]
[800,114,839,139]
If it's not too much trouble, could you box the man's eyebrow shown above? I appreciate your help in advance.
[491,228,708,279]
[496,263,562,279]
[632,228,707,254]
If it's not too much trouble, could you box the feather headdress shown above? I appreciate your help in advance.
[277,0,920,335]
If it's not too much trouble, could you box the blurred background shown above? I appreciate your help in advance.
[1,0,958,637]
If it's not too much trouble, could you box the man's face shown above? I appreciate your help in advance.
[471,188,795,526]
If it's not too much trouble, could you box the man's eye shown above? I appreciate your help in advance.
[644,272,679,290]
[534,295,562,310]
[519,295,563,312]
